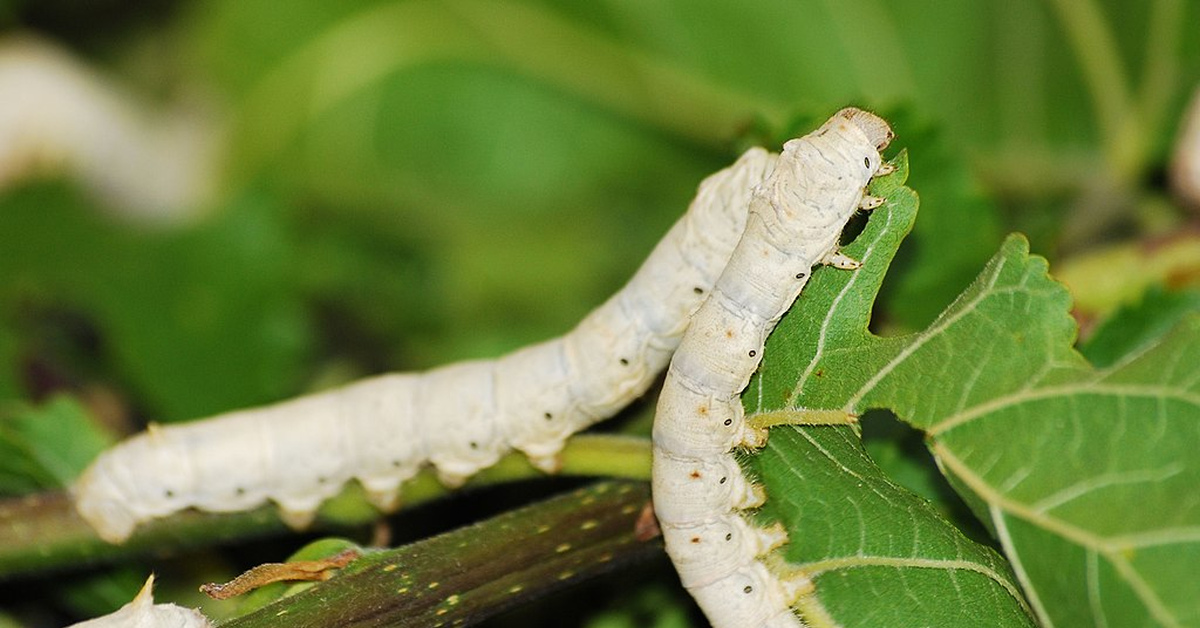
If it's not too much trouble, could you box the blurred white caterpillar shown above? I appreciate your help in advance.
[72,146,778,543]
[651,108,893,628]
[68,575,211,628]
[1172,86,1200,208]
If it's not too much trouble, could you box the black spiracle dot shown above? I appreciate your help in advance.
[544,412,553,421]
[863,156,870,169]
[744,585,754,594]
[748,350,757,357]
[796,272,806,280]
[719,476,727,484]
[693,287,704,294]
[619,358,629,366]
[469,441,479,450]
[725,533,733,541]
[723,418,732,426]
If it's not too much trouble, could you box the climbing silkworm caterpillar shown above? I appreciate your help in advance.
[651,107,893,628]
[72,146,778,544]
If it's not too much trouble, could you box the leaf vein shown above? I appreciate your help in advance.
[802,553,1029,611]
[842,253,1010,411]
[794,208,898,399]
[992,504,1055,628]
[1030,464,1185,513]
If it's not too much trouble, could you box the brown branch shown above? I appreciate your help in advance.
[219,481,660,628]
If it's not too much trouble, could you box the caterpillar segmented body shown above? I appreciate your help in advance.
[651,108,893,628]
[72,147,778,543]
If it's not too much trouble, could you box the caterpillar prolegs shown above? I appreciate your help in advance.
[651,108,893,628]
[71,146,778,543]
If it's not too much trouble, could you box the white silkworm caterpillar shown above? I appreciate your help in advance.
[651,108,893,628]
[68,575,211,628]
[72,147,778,543]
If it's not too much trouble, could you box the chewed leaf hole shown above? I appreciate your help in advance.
[858,409,990,544]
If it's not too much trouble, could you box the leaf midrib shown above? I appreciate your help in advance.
[926,382,1200,436]
[790,193,910,403]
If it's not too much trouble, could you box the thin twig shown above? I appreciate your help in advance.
[200,548,361,600]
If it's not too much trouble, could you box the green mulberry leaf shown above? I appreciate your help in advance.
[749,146,1198,627]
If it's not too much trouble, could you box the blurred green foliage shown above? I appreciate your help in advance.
[2,0,1197,419]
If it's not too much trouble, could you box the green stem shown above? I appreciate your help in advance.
[1043,0,1139,177]
[1138,0,1184,139]
[0,434,650,580]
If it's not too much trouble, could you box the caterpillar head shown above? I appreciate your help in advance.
[835,107,894,151]
[72,430,193,543]
[72,456,141,544]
